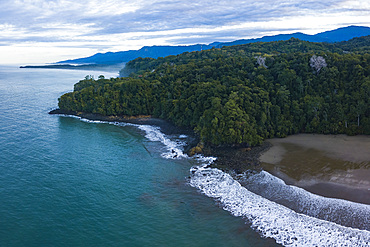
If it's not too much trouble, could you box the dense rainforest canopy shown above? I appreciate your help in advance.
[58,37,370,146]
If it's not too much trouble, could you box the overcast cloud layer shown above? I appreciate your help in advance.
[0,0,369,64]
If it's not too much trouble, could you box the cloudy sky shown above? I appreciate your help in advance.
[0,0,369,65]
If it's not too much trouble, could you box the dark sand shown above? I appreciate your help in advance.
[51,110,370,204]
[259,134,370,204]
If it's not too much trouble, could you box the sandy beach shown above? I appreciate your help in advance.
[259,134,370,204]
[51,109,370,204]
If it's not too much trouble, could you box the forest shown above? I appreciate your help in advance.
[58,37,370,146]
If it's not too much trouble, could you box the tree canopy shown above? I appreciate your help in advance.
[58,37,370,146]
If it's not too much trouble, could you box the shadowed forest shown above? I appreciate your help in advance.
[58,37,370,146]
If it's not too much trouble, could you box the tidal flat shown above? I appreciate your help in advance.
[259,134,370,204]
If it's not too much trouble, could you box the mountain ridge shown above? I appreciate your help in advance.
[52,25,370,66]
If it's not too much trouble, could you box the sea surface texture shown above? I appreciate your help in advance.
[0,66,368,246]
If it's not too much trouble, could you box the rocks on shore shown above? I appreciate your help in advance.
[49,108,271,174]
[202,142,272,174]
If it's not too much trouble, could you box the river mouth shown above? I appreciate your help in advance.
[259,134,370,205]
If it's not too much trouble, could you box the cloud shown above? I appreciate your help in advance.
[0,0,369,64]
[2,1,369,38]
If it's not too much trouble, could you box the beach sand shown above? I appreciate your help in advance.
[51,109,370,204]
[259,134,370,204]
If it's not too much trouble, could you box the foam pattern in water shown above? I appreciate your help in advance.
[59,115,188,160]
[60,114,370,246]
[238,171,370,230]
[137,125,187,159]
[189,166,370,247]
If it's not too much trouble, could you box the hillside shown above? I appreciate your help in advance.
[120,37,344,76]
[56,38,369,146]
[120,36,370,77]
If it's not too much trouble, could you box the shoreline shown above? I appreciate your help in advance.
[49,109,200,153]
[49,109,268,172]
[50,109,369,204]
[49,109,199,136]
[20,63,124,72]
[259,134,370,204]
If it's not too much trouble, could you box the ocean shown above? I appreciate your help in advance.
[0,66,368,246]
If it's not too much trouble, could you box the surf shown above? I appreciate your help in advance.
[61,114,370,247]
[189,166,370,246]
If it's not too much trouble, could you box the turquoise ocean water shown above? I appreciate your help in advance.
[0,66,277,246]
[0,66,369,246]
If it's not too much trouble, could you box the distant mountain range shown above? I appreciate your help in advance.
[56,45,209,65]
[25,25,370,69]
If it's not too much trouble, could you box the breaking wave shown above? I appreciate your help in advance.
[59,114,189,160]
[189,166,370,247]
[130,122,370,246]
[237,170,370,230]
[136,125,188,159]
[59,114,370,246]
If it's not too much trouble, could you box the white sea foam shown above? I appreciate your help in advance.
[192,155,217,166]
[58,114,188,160]
[59,114,370,246]
[59,114,112,125]
[238,171,370,230]
[80,118,107,124]
[137,125,188,159]
[189,166,370,247]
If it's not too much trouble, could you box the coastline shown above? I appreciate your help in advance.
[49,109,195,135]
[50,109,370,204]
[259,134,370,204]
[201,142,272,173]
[49,109,268,172]
[49,109,200,152]
[20,63,124,72]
